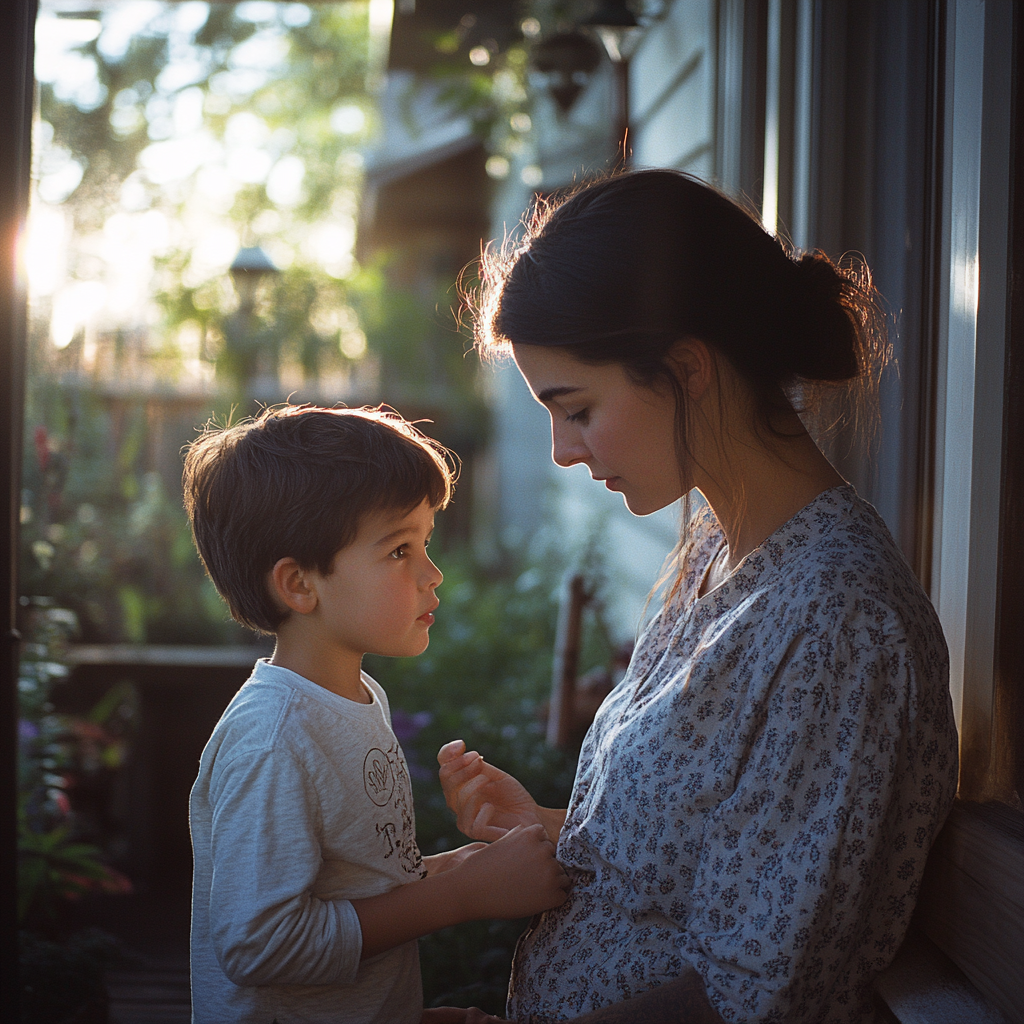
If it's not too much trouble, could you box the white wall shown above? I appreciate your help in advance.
[631,0,717,177]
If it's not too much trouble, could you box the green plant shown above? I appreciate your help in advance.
[20,393,250,644]
[17,823,130,927]
[17,601,133,932]
[16,602,128,1023]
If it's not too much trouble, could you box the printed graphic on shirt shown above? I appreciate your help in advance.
[375,820,398,855]
[363,747,395,806]
[366,742,426,878]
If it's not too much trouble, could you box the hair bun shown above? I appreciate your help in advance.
[797,251,844,300]
[785,252,860,381]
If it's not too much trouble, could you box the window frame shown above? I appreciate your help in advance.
[0,0,38,1016]
[931,0,1017,802]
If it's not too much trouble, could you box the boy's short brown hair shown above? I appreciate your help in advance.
[183,405,455,634]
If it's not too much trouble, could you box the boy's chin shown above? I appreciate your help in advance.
[376,636,431,659]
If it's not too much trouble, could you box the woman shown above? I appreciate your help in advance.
[436,170,958,1024]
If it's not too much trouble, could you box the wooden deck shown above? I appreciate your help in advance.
[58,887,193,1023]
[107,950,191,1024]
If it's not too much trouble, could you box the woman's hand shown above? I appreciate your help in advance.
[421,1008,504,1023]
[438,740,565,843]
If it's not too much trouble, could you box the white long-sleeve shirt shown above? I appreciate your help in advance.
[190,660,425,1024]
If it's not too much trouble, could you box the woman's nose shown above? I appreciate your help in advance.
[551,418,588,468]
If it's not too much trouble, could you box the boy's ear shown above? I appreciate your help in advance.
[269,557,319,615]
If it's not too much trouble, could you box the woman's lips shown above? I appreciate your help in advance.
[602,477,622,492]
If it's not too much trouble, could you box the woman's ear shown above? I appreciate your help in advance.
[269,557,319,615]
[667,337,715,401]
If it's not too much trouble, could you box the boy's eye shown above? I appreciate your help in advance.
[566,408,589,425]
[389,545,407,560]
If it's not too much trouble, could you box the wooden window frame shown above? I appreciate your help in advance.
[931,0,1016,805]
[880,0,1023,1019]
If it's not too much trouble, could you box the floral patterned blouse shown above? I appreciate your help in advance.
[508,486,958,1024]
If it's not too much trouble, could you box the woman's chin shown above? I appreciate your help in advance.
[621,491,681,517]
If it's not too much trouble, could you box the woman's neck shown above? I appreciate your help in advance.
[694,408,845,570]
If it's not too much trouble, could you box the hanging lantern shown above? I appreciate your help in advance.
[530,31,603,113]
[583,0,643,63]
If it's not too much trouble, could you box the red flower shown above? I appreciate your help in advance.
[34,425,49,472]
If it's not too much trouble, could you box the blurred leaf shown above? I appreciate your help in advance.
[117,586,146,645]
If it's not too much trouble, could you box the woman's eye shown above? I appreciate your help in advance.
[566,408,589,425]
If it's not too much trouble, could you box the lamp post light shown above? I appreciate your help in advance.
[226,245,280,396]
[583,0,643,165]
[229,245,279,312]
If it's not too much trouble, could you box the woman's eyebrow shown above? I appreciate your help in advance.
[537,385,583,403]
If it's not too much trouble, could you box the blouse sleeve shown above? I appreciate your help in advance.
[681,624,957,1023]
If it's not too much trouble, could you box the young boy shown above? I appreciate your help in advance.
[183,405,568,1024]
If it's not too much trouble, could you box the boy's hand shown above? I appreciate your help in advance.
[438,740,550,841]
[423,843,487,875]
[449,823,570,920]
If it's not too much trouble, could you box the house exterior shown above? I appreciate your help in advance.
[487,0,969,645]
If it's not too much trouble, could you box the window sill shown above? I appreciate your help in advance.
[877,801,1024,1023]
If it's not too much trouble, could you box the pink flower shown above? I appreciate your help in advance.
[34,425,49,472]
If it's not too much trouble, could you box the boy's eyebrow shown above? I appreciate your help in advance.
[373,522,434,547]
[536,385,583,404]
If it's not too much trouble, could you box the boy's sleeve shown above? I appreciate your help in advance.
[206,746,363,987]
[680,629,957,1023]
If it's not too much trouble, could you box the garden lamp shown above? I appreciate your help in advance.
[229,245,279,310]
[581,1,643,164]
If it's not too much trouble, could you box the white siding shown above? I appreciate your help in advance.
[631,0,716,175]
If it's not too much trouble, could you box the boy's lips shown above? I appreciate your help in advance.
[417,603,438,625]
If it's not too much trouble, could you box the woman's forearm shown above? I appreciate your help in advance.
[422,843,487,875]
[537,806,567,843]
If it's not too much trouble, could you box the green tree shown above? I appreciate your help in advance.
[26,2,382,639]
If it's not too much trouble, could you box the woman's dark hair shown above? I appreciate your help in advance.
[472,169,888,455]
[183,405,455,634]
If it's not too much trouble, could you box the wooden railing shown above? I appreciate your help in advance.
[61,644,268,886]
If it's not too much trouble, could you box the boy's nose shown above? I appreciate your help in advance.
[424,557,443,589]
